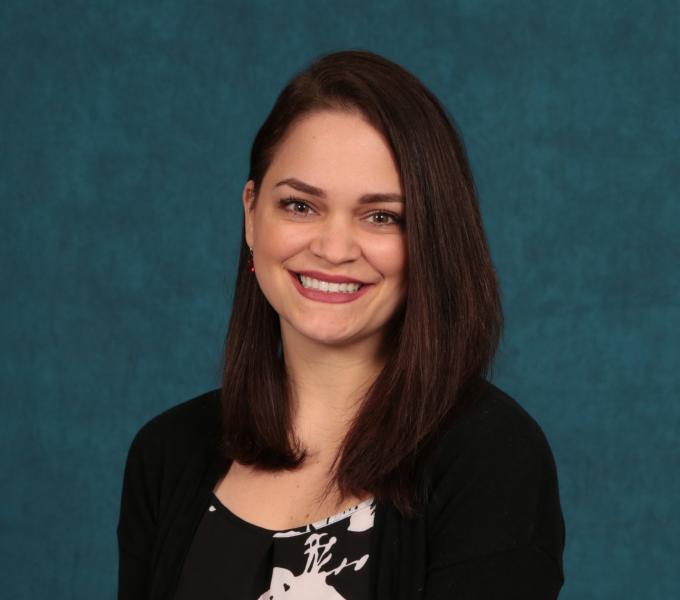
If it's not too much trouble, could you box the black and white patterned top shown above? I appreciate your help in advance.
[173,492,377,599]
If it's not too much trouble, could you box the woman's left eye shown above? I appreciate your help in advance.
[367,211,402,226]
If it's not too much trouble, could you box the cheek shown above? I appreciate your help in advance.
[368,238,407,280]
[255,219,301,258]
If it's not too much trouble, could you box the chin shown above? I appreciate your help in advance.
[305,330,356,346]
[291,322,357,345]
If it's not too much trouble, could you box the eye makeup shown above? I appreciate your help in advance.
[277,196,403,227]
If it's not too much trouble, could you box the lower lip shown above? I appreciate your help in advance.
[289,271,372,304]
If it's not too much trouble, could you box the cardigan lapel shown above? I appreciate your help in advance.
[374,502,428,599]
[148,446,228,600]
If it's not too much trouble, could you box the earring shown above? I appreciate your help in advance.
[248,246,255,272]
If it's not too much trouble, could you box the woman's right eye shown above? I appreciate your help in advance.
[278,197,314,216]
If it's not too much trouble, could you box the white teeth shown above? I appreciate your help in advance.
[299,274,361,293]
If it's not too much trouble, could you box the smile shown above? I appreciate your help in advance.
[298,274,362,293]
[288,271,372,304]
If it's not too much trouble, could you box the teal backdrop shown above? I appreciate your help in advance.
[1,1,678,598]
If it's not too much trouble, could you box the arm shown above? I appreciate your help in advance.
[424,402,566,599]
[117,423,161,600]
[425,545,564,599]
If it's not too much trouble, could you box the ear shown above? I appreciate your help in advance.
[242,180,256,249]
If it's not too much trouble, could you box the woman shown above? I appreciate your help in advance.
[117,49,565,599]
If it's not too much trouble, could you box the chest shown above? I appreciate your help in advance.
[147,455,426,600]
[213,460,370,531]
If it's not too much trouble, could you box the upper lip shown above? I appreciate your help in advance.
[294,270,369,285]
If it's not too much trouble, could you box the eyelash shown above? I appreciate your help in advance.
[278,197,403,227]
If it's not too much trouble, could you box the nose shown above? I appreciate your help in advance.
[308,214,361,264]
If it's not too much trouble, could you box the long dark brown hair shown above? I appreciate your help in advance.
[220,49,503,516]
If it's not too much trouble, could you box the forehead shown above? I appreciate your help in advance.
[263,110,402,196]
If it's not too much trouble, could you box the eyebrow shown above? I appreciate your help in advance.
[274,177,404,204]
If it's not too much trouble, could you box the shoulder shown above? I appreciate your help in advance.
[125,388,223,474]
[430,379,558,484]
[425,379,565,569]
[118,389,223,555]
[132,387,222,444]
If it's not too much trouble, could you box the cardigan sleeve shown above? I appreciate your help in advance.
[423,394,566,599]
[116,390,223,600]
[425,544,563,599]
[117,420,162,600]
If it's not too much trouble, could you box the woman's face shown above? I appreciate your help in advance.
[243,109,407,350]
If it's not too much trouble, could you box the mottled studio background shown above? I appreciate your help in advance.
[1,1,678,598]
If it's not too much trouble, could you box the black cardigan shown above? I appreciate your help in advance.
[117,380,566,599]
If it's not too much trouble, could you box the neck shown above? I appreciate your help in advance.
[280,324,385,463]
